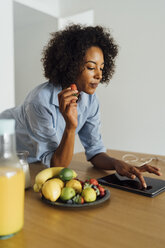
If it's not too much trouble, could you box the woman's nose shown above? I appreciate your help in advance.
[94,69,102,80]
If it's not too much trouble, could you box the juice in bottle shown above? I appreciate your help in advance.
[0,167,24,237]
[0,119,25,239]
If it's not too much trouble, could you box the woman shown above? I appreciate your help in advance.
[0,24,161,188]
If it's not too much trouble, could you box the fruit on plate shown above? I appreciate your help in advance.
[33,167,77,192]
[59,168,76,181]
[33,168,106,204]
[81,187,97,202]
[89,178,99,186]
[51,178,64,189]
[66,179,82,193]
[60,187,76,201]
[42,179,61,202]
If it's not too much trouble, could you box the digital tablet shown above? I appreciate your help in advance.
[97,173,165,197]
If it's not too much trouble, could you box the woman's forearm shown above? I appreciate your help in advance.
[90,152,121,170]
[50,127,76,167]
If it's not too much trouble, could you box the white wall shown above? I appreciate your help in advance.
[60,0,165,156]
[14,0,60,17]
[14,2,58,105]
[58,9,94,30]
[0,0,60,111]
[0,0,14,112]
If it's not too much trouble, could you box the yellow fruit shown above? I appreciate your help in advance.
[33,183,40,192]
[82,188,97,202]
[66,179,82,194]
[34,167,64,192]
[41,179,61,202]
[33,167,77,192]
[51,178,64,189]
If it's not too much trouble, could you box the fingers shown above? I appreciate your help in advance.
[116,161,162,189]
[58,87,78,112]
[58,87,78,99]
[60,96,78,113]
[129,165,162,188]
[122,170,136,180]
[126,167,146,188]
[58,87,78,102]
[138,164,162,176]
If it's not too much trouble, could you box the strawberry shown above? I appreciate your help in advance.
[79,196,84,204]
[70,84,77,91]
[98,185,105,195]
[70,84,78,97]
[89,178,99,186]
[100,191,105,197]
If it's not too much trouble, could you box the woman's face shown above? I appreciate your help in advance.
[76,46,104,94]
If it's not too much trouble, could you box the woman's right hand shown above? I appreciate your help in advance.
[58,87,79,129]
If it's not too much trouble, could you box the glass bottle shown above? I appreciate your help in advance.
[0,119,25,240]
[17,150,31,189]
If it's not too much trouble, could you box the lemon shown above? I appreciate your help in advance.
[59,168,73,181]
[60,187,76,201]
[42,179,61,202]
[82,188,97,202]
[66,179,82,194]
[51,178,64,189]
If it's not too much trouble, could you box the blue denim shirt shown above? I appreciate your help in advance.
[0,82,106,166]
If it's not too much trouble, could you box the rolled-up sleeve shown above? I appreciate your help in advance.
[78,97,106,161]
[25,103,59,166]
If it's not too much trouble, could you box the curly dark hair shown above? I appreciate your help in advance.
[41,24,118,88]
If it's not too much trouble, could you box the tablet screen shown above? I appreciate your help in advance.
[97,173,165,197]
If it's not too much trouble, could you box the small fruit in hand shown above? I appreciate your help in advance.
[60,187,76,201]
[66,179,82,194]
[42,179,61,202]
[70,84,77,90]
[59,168,74,181]
[70,84,78,96]
[82,187,97,202]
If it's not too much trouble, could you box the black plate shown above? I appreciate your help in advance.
[41,189,110,208]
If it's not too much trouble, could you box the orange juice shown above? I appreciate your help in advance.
[0,167,25,238]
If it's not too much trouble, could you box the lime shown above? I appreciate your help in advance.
[59,168,73,181]
[60,187,76,201]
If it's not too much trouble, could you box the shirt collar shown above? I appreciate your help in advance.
[51,85,62,106]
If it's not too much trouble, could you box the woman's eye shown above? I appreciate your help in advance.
[87,67,94,70]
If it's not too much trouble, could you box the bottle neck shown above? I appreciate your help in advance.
[0,133,17,159]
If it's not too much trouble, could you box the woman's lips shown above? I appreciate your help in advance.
[89,83,98,89]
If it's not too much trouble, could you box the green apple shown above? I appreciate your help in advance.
[60,187,76,201]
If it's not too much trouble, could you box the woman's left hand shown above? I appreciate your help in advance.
[115,161,162,188]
